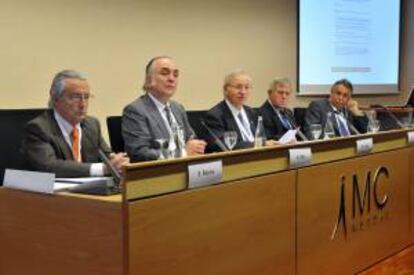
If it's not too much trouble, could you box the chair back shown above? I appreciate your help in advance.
[106,116,124,153]
[0,108,46,184]
[186,110,207,138]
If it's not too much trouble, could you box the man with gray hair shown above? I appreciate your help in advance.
[22,70,128,177]
[203,70,276,152]
[259,77,304,141]
[122,56,206,162]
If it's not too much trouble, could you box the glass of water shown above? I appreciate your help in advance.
[368,119,380,133]
[309,124,322,140]
[155,138,169,160]
[224,131,238,150]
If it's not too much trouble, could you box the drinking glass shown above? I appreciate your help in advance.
[155,138,169,160]
[401,111,413,128]
[224,131,237,150]
[368,119,380,133]
[309,124,322,140]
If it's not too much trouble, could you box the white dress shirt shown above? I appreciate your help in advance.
[225,100,254,142]
[54,111,105,176]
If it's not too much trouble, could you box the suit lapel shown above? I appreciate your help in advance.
[142,94,170,138]
[47,111,74,161]
[245,107,257,134]
[325,100,340,135]
[80,120,96,162]
[221,101,243,140]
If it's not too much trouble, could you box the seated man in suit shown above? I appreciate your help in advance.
[21,70,128,178]
[303,78,368,139]
[122,56,206,162]
[259,77,305,141]
[203,70,276,152]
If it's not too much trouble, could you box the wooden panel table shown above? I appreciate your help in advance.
[0,129,413,275]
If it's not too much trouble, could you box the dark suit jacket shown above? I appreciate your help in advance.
[21,110,111,177]
[122,94,195,162]
[259,101,297,140]
[202,100,258,153]
[303,98,368,139]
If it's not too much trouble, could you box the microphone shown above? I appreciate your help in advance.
[337,109,361,135]
[280,108,308,141]
[200,120,229,152]
[81,122,121,186]
[370,104,403,129]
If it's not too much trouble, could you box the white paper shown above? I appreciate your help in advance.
[188,160,222,189]
[289,148,312,168]
[356,138,373,154]
[408,131,414,145]
[278,129,298,144]
[55,177,111,183]
[3,169,55,194]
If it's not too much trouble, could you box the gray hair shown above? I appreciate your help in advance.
[268,77,291,91]
[223,69,252,90]
[48,70,87,108]
[142,56,172,92]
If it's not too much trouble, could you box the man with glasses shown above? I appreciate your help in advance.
[22,70,128,177]
[203,70,276,152]
[303,78,368,139]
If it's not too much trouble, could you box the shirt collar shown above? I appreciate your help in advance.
[54,110,80,133]
[225,99,245,117]
[148,92,170,113]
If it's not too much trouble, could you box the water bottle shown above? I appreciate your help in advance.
[254,116,266,147]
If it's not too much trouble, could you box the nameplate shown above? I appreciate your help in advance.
[188,160,222,189]
[356,138,373,154]
[3,169,55,194]
[408,131,414,145]
[289,148,312,168]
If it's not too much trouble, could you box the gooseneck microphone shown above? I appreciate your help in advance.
[200,120,229,152]
[280,109,308,141]
[81,122,121,184]
[370,104,403,129]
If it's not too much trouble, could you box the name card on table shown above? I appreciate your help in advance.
[289,148,312,168]
[408,131,414,145]
[3,169,55,194]
[188,160,222,189]
[356,138,373,154]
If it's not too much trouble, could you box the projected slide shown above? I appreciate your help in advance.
[299,0,401,94]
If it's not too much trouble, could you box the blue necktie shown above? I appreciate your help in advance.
[279,110,292,130]
[335,112,350,136]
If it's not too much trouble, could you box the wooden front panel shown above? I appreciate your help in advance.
[0,190,123,275]
[127,171,296,275]
[297,149,411,275]
[411,147,414,243]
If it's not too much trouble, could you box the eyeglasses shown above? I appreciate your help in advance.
[228,84,252,91]
[65,92,93,102]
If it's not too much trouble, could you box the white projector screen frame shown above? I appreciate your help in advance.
[298,0,402,95]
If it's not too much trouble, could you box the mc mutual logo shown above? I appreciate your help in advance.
[331,166,390,240]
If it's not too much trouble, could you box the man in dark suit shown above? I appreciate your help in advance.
[122,56,206,162]
[21,70,128,177]
[259,77,303,141]
[303,78,368,140]
[203,70,276,152]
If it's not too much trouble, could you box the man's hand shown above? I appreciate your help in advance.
[105,152,129,176]
[185,139,207,156]
[265,139,281,146]
[347,99,364,116]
